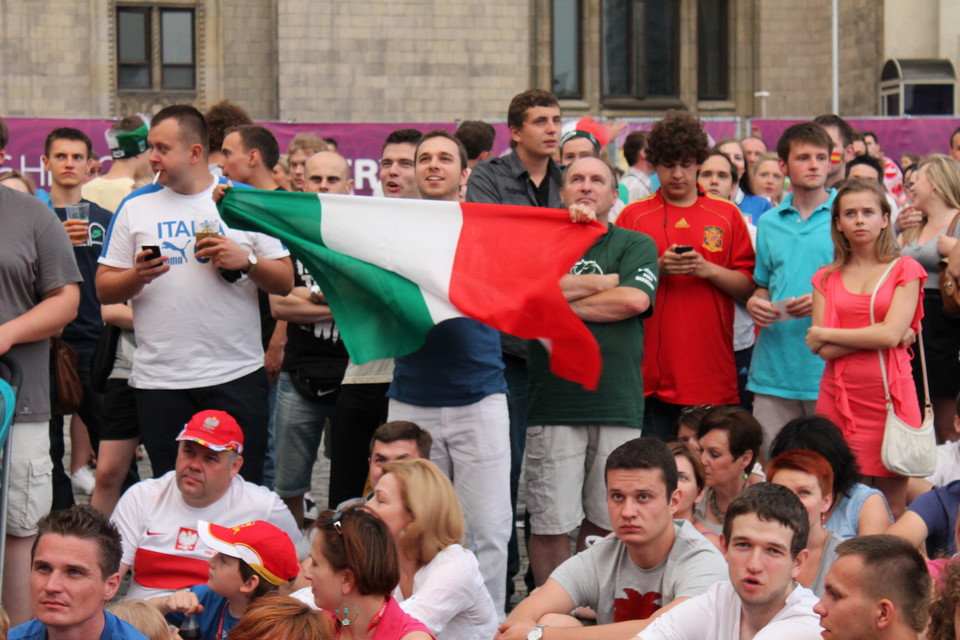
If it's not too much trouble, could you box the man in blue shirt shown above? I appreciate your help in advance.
[9,504,148,640]
[390,131,511,619]
[746,122,837,458]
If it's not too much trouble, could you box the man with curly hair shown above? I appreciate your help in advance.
[616,111,755,440]
[203,100,252,176]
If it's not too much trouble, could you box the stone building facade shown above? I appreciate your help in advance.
[0,0,950,122]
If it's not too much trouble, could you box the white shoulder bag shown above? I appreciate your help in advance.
[872,258,937,477]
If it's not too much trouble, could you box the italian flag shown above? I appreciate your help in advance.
[219,189,605,388]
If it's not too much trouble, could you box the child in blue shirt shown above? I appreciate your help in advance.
[150,520,299,640]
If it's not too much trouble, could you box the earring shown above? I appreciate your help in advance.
[335,599,359,626]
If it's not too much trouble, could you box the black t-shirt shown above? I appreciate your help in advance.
[281,258,349,375]
[54,199,114,359]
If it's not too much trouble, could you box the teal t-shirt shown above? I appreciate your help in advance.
[527,225,659,426]
[747,190,835,399]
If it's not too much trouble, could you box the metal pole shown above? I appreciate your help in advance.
[832,0,840,113]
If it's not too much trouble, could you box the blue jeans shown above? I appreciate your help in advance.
[272,371,337,497]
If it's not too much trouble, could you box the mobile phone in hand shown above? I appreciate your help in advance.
[142,245,161,261]
[675,245,693,254]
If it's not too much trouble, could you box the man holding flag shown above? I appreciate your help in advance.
[385,130,512,618]
[218,130,607,621]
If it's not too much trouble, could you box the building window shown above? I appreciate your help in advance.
[601,0,679,100]
[117,7,151,89]
[552,0,581,98]
[697,0,728,100]
[117,5,195,91]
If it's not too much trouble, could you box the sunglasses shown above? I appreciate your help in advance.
[325,509,351,566]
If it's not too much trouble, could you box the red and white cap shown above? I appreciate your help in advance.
[197,520,299,586]
[175,410,244,454]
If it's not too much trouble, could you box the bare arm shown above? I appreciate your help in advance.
[560,274,619,302]
[746,287,780,328]
[671,250,754,299]
[96,249,169,304]
[886,510,928,552]
[264,320,288,385]
[498,580,576,639]
[698,260,755,300]
[100,304,134,330]
[569,287,651,323]
[0,284,80,355]
[808,289,858,360]
[497,580,686,640]
[950,239,960,279]
[195,236,294,295]
[857,493,894,535]
[808,280,920,351]
[148,589,203,616]
[269,288,335,324]
[247,256,294,296]
[907,478,934,506]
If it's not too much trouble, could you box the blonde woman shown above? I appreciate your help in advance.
[807,179,925,518]
[752,153,785,206]
[107,599,181,640]
[366,459,496,640]
[899,154,960,443]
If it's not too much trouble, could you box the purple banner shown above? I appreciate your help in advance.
[751,117,960,164]
[16,115,954,197]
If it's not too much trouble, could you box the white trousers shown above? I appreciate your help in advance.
[389,393,511,620]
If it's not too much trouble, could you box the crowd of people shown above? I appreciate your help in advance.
[4,88,960,640]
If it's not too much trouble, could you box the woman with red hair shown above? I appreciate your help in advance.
[767,449,844,596]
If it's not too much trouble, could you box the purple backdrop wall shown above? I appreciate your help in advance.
[751,117,960,162]
[7,116,952,197]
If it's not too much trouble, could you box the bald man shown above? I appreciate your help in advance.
[268,150,352,526]
[304,151,354,194]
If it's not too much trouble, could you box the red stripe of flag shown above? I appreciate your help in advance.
[450,203,604,390]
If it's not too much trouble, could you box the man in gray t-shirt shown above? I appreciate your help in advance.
[0,185,81,625]
[497,438,726,640]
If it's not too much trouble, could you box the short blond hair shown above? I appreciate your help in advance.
[382,458,465,565]
[287,133,327,158]
[107,599,170,640]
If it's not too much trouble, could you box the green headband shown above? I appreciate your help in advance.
[106,122,149,159]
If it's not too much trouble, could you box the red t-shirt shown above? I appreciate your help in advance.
[616,191,755,405]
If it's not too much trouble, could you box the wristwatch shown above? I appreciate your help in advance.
[527,624,546,640]
[243,252,258,274]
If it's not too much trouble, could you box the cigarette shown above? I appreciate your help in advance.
[153,171,160,185]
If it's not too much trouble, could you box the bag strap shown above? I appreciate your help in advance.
[949,210,960,238]
[917,328,933,413]
[870,259,901,405]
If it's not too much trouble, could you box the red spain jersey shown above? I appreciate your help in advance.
[616,190,755,406]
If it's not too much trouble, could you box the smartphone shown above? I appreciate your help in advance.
[142,245,161,261]
[675,245,693,254]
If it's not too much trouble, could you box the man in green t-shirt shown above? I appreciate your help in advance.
[526,156,660,585]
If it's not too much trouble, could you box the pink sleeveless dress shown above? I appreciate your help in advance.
[812,257,926,477]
